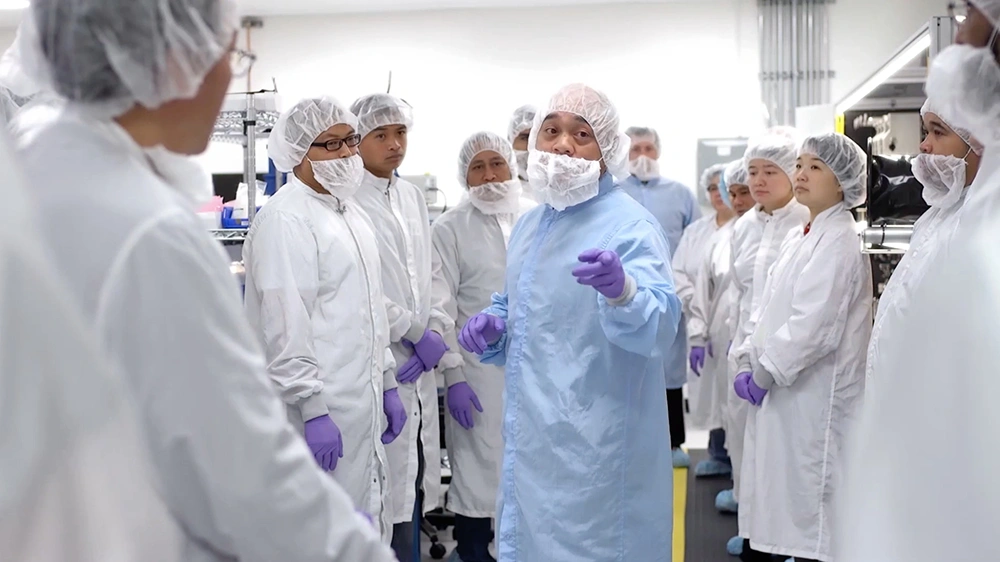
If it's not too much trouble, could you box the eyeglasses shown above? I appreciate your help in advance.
[311,134,362,152]
[948,1,969,23]
[230,49,257,78]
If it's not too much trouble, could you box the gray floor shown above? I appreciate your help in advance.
[686,449,740,562]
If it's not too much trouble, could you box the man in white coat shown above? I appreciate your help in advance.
[725,128,810,558]
[243,96,408,540]
[351,92,442,562]
[674,163,731,474]
[4,0,398,559]
[429,131,532,562]
[837,3,1000,560]
[508,105,538,202]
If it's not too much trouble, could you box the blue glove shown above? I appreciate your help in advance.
[459,313,506,355]
[572,248,627,299]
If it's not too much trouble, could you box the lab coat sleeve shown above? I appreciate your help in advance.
[479,291,510,366]
[686,247,715,346]
[245,211,328,422]
[429,218,465,383]
[670,227,699,316]
[597,219,682,357]
[754,234,862,389]
[99,215,397,562]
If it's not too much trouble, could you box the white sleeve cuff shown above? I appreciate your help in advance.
[605,274,637,307]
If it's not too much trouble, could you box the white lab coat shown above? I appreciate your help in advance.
[672,213,720,390]
[835,145,1000,562]
[354,169,442,523]
[0,134,182,562]
[243,176,395,539]
[17,109,397,562]
[735,204,872,562]
[866,185,968,396]
[686,219,736,429]
[726,201,809,501]
[428,200,528,518]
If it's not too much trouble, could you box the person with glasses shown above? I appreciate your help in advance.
[351,93,443,562]
[1,1,397,560]
[242,96,409,542]
[837,2,1000,560]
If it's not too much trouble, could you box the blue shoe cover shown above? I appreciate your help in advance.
[715,489,738,513]
[726,535,743,556]
[694,458,732,477]
[672,448,691,468]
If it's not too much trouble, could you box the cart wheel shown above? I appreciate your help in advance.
[430,543,447,559]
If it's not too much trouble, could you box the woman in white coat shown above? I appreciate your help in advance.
[671,163,729,470]
[865,99,983,395]
[724,128,810,557]
[243,97,407,540]
[732,133,872,562]
[429,131,532,562]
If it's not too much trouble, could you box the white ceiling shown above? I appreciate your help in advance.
[239,0,683,16]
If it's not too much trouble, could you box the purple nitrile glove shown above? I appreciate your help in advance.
[304,415,343,471]
[572,248,626,299]
[447,382,484,430]
[396,350,426,384]
[734,371,768,406]
[689,346,707,376]
[459,313,506,355]
[381,388,407,444]
[408,329,449,371]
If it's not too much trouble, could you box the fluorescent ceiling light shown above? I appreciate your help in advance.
[835,33,932,114]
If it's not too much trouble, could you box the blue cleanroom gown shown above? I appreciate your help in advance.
[476,173,681,561]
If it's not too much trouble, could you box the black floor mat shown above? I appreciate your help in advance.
[685,449,739,562]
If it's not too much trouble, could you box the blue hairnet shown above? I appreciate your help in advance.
[799,133,869,208]
[350,94,413,140]
[457,131,517,190]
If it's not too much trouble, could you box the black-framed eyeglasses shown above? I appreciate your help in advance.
[311,134,362,152]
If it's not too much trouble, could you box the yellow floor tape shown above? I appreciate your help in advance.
[674,466,687,562]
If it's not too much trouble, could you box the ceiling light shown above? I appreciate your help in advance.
[835,33,932,115]
[0,0,28,9]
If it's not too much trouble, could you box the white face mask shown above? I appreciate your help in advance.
[912,152,968,209]
[629,155,660,182]
[925,42,1000,147]
[526,150,602,211]
[310,154,364,199]
[514,150,530,179]
[467,179,522,215]
[144,145,214,208]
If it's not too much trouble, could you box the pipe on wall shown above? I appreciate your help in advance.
[758,0,832,127]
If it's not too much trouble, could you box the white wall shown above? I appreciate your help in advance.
[200,1,763,201]
[828,0,947,103]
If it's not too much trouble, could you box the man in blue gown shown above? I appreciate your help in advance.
[459,83,681,561]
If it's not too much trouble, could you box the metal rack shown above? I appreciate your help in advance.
[211,88,281,241]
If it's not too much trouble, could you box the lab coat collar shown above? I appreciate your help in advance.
[757,197,805,222]
[626,174,662,187]
[288,174,349,212]
[806,201,848,232]
[363,168,397,193]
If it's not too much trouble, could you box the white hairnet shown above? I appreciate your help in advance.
[528,83,631,180]
[5,0,239,119]
[350,94,413,140]
[625,126,661,153]
[268,97,359,173]
[508,105,536,143]
[921,98,984,156]
[744,126,802,180]
[457,131,517,190]
[699,163,727,190]
[970,0,1000,26]
[724,159,749,188]
[800,132,869,208]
